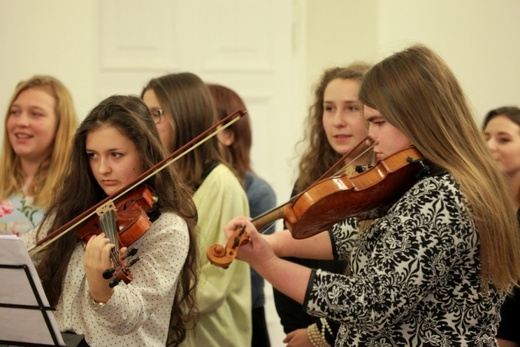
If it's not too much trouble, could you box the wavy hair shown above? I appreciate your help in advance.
[359,44,520,292]
[0,75,78,207]
[294,62,372,193]
[35,95,198,346]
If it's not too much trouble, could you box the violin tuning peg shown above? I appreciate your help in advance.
[128,256,140,267]
[109,278,121,288]
[103,268,115,279]
[127,247,138,257]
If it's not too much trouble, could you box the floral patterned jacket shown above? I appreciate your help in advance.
[0,191,44,236]
[304,172,503,346]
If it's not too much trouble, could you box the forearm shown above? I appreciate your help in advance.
[253,255,312,304]
[268,229,334,260]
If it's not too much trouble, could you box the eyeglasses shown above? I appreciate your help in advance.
[150,108,163,124]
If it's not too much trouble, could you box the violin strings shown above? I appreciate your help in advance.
[99,210,122,267]
[332,140,377,177]
[256,140,378,236]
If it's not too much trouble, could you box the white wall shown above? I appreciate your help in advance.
[305,0,520,124]
[0,0,96,124]
[1,1,520,346]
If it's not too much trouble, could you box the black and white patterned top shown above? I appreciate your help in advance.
[303,172,503,346]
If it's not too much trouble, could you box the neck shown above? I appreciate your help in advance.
[20,158,44,185]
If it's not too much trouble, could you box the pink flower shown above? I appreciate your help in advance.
[0,200,15,217]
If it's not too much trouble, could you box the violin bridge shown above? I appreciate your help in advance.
[96,200,117,216]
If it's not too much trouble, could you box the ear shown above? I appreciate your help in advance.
[218,129,235,147]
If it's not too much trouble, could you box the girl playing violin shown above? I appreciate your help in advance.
[21,95,198,347]
[223,45,520,346]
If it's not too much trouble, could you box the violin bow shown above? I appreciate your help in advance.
[28,110,246,256]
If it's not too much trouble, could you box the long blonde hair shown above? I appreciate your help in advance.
[359,44,520,292]
[0,75,78,207]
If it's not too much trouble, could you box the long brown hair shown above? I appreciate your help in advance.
[36,95,198,345]
[0,75,78,207]
[295,62,372,194]
[359,44,520,293]
[141,73,226,189]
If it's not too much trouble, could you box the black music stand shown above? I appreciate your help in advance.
[0,235,66,346]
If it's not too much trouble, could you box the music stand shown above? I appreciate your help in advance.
[0,235,66,346]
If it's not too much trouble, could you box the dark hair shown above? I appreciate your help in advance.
[36,95,199,346]
[482,106,520,129]
[206,83,251,179]
[142,73,225,189]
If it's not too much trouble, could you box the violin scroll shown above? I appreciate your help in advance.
[207,204,287,268]
[207,226,250,269]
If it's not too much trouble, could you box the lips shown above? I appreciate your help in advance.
[15,133,32,139]
[101,180,119,186]
[333,134,352,142]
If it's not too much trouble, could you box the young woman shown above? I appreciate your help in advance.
[141,73,251,347]
[275,63,372,347]
[21,95,198,347]
[223,45,520,346]
[0,75,78,235]
[207,83,277,347]
[483,106,520,347]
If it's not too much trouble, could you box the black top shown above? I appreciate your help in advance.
[495,209,520,342]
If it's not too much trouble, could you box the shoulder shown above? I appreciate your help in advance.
[409,172,462,201]
[392,172,470,224]
[146,212,190,243]
[244,171,276,199]
[199,163,244,192]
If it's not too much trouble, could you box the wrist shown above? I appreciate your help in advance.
[307,323,330,347]
[89,292,108,311]
[89,290,112,307]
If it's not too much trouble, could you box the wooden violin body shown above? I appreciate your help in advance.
[207,146,425,268]
[285,146,423,239]
[77,185,156,247]
[77,185,156,286]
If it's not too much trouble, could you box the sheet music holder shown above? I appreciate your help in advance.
[0,234,66,346]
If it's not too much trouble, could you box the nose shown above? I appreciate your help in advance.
[367,125,376,142]
[97,157,111,175]
[486,138,497,151]
[332,110,347,127]
[13,112,30,126]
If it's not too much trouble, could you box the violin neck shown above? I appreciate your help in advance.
[252,203,288,232]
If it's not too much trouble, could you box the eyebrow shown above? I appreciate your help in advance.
[366,115,383,122]
[323,100,358,104]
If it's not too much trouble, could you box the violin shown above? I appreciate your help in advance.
[76,185,156,287]
[207,146,426,269]
[29,109,247,286]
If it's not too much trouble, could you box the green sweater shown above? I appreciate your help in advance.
[183,164,252,347]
